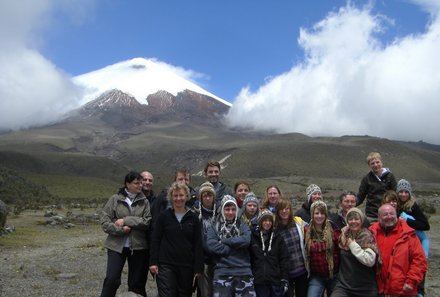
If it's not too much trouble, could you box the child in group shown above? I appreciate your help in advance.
[207,195,256,297]
[239,192,260,231]
[250,209,289,297]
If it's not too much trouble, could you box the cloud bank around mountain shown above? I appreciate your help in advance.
[0,1,86,131]
[226,1,440,144]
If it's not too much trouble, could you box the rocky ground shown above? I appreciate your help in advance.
[0,207,439,297]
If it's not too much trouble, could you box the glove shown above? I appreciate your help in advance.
[280,279,289,295]
[400,212,409,222]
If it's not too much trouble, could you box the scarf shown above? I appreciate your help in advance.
[216,216,240,239]
[339,227,382,274]
[305,220,334,278]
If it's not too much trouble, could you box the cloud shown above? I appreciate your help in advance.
[225,2,440,144]
[0,1,90,131]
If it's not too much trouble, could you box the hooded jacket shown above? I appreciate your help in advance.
[357,169,397,219]
[101,188,151,253]
[206,195,252,278]
[370,220,427,295]
[250,229,289,285]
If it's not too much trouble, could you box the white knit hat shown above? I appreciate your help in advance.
[306,184,322,203]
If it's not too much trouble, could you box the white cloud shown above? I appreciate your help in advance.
[225,3,440,144]
[0,1,89,131]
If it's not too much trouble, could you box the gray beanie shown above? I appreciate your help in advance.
[243,192,259,208]
[257,208,274,226]
[396,179,412,197]
[306,184,322,203]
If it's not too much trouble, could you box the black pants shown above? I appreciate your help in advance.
[288,272,308,297]
[100,248,148,297]
[156,264,194,297]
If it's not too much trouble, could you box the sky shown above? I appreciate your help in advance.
[1,0,440,144]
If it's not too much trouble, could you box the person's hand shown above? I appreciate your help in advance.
[122,226,131,234]
[403,282,413,292]
[192,273,201,292]
[115,218,124,226]
[347,237,353,246]
[400,212,409,222]
[149,265,159,275]
[281,279,288,295]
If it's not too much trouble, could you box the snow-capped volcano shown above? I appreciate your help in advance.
[73,57,231,107]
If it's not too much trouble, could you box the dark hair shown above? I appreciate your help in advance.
[234,181,251,193]
[339,191,357,202]
[204,160,221,174]
[124,171,142,185]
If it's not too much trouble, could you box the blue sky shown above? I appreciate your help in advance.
[1,0,440,144]
[42,0,428,101]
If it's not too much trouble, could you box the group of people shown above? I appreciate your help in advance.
[99,153,430,297]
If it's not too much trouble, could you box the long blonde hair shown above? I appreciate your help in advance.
[305,200,335,278]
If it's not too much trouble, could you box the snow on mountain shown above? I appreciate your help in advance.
[73,57,231,107]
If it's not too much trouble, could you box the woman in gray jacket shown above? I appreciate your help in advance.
[100,171,152,297]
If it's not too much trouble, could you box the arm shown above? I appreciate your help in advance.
[192,218,204,274]
[123,200,152,230]
[221,223,251,249]
[101,196,125,236]
[403,203,430,231]
[356,175,369,206]
[206,224,231,256]
[149,212,165,267]
[348,239,376,267]
[405,235,428,290]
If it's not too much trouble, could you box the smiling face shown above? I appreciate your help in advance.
[313,208,326,227]
[368,158,383,175]
[347,213,362,233]
[398,190,410,203]
[205,165,220,184]
[235,184,250,202]
[279,206,291,223]
[171,189,187,210]
[310,191,322,203]
[126,178,142,193]
[223,203,237,221]
[378,204,398,229]
[141,171,153,191]
[341,194,356,215]
[261,217,273,232]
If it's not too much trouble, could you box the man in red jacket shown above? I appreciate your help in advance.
[370,204,427,296]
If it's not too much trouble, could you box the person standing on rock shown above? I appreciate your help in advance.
[356,152,397,222]
[100,171,152,297]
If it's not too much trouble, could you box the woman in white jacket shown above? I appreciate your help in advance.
[331,208,380,297]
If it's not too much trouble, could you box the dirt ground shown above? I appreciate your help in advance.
[0,208,439,297]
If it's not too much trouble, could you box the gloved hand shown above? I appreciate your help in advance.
[400,212,409,222]
[281,279,289,295]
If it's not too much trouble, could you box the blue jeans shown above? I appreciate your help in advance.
[307,275,338,297]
